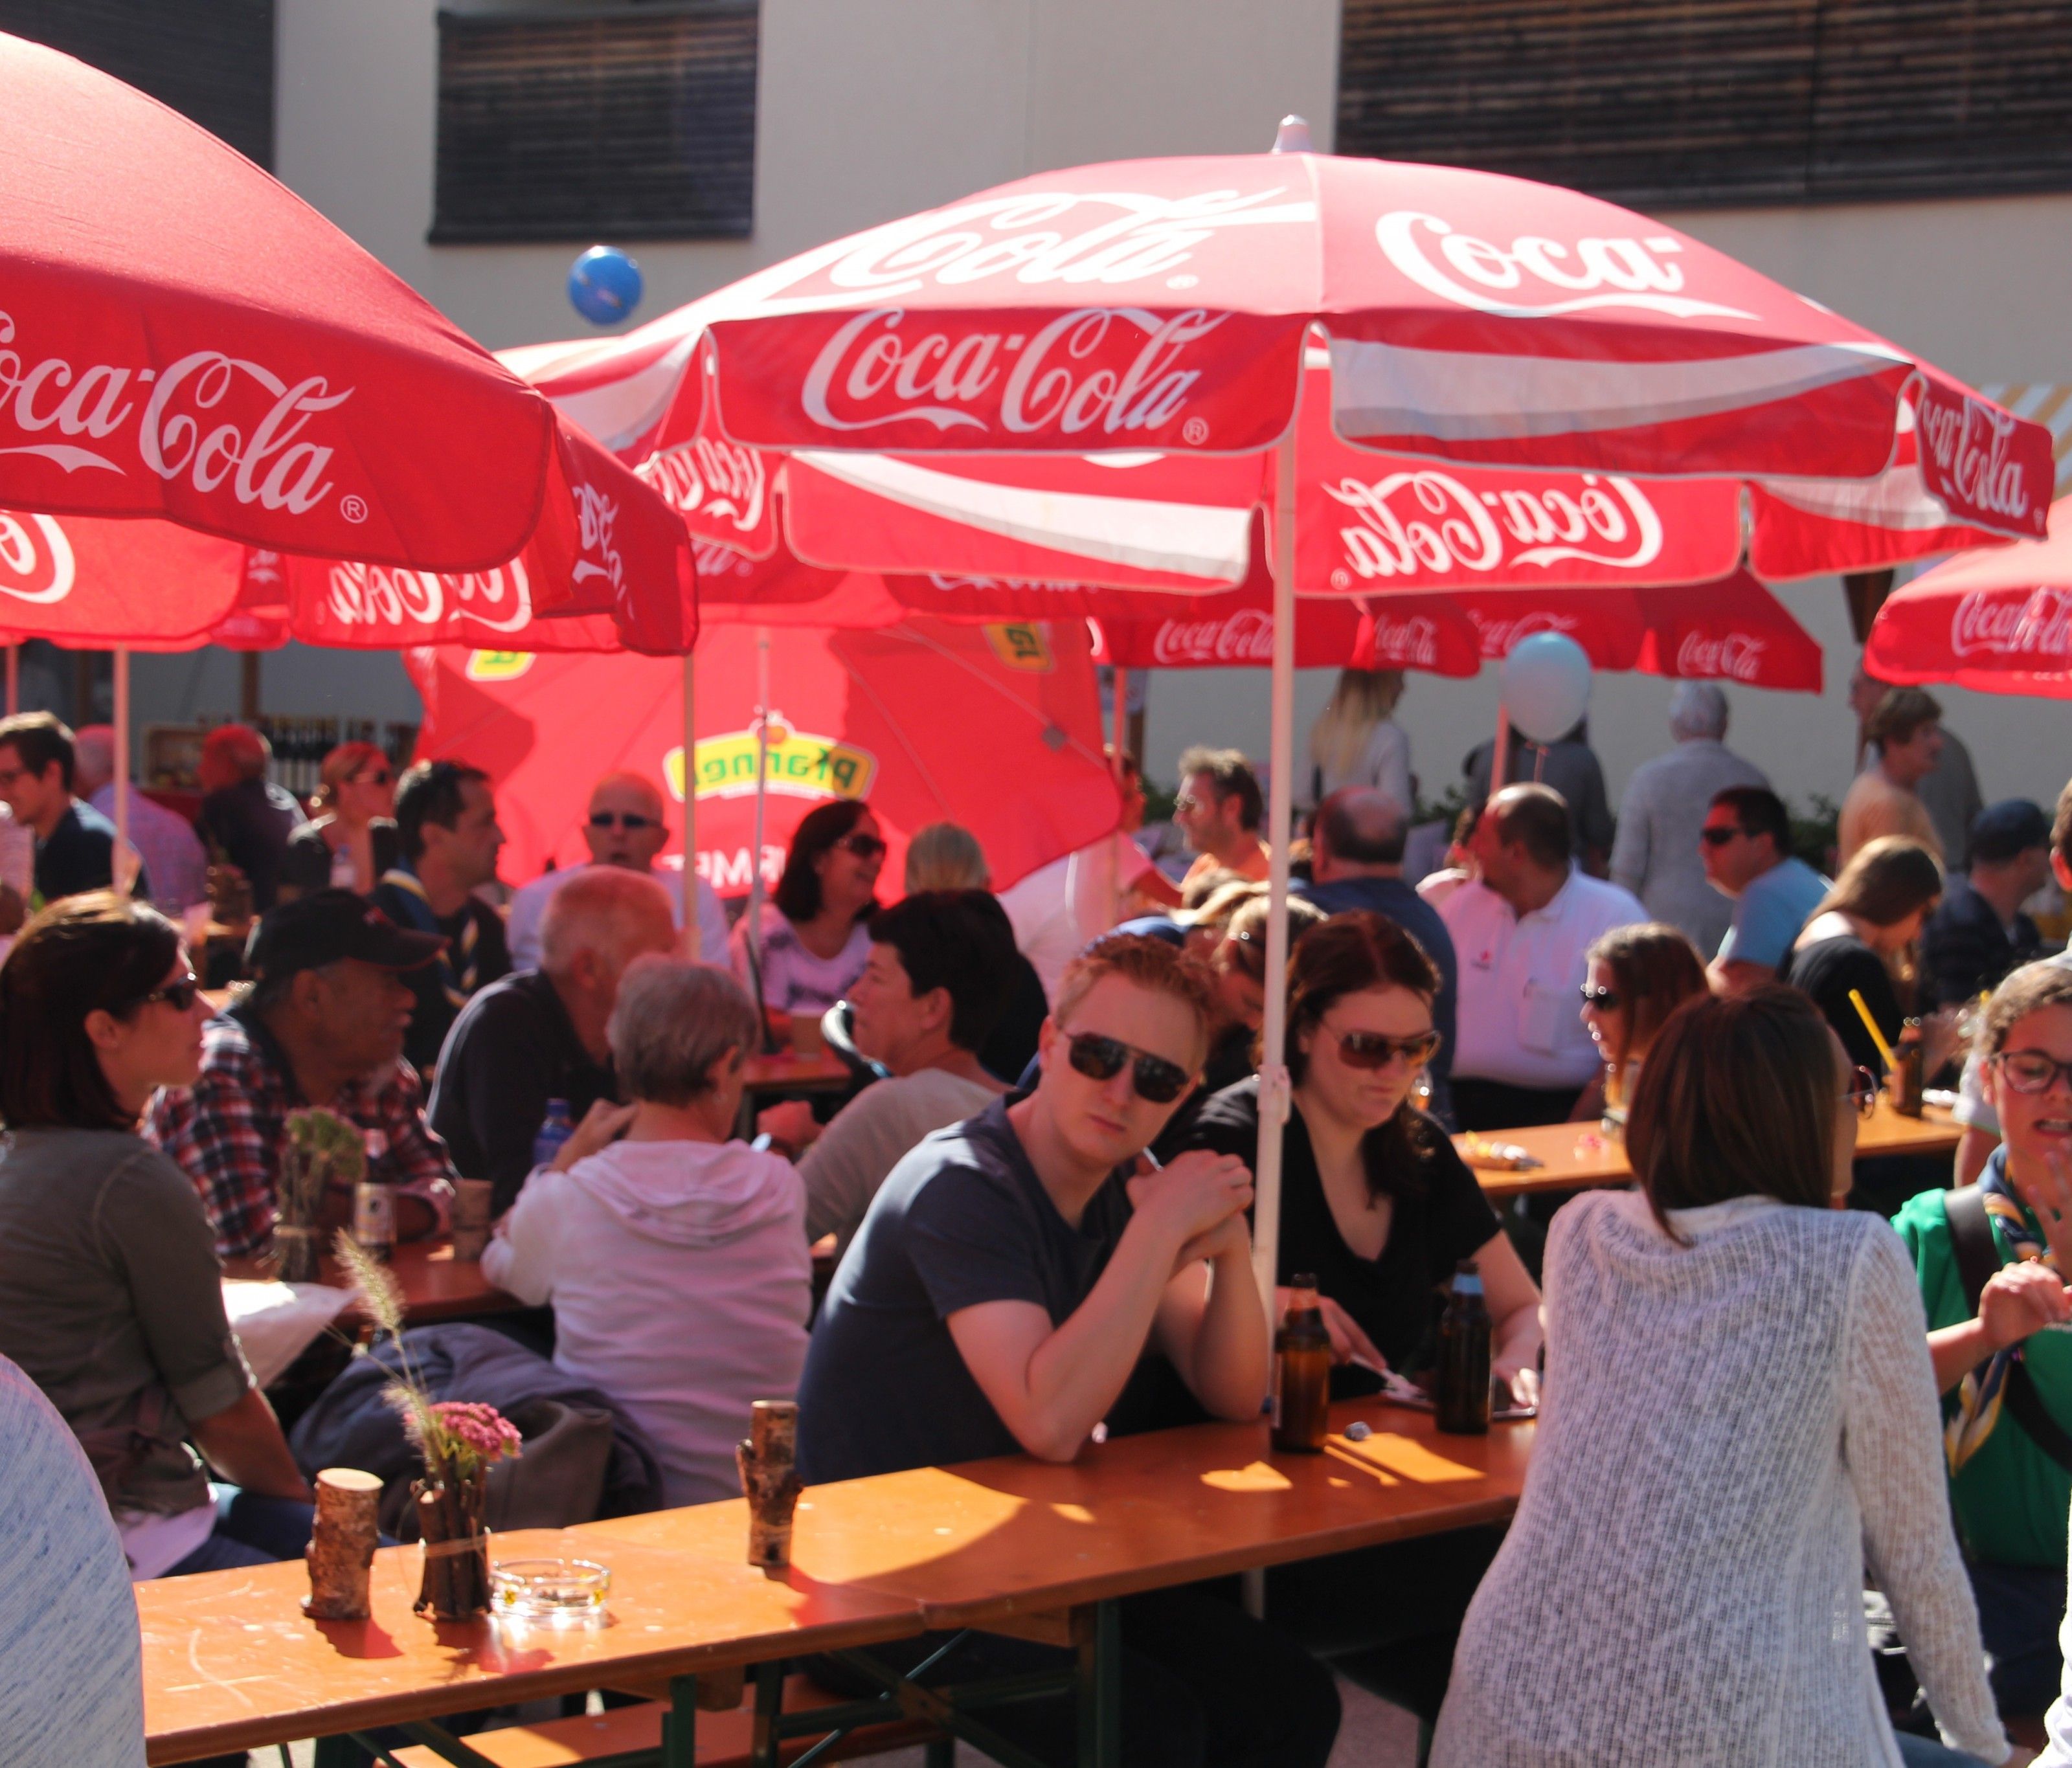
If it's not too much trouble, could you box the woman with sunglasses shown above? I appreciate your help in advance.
[1898,961,2072,1738]
[1434,987,2010,1768]
[280,739,398,900]
[0,894,313,1590]
[732,800,885,1048]
[1572,922,1707,1126]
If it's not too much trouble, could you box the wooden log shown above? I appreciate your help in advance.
[302,1468,382,1620]
[735,1400,803,1574]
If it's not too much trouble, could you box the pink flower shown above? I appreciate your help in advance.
[429,1400,523,1466]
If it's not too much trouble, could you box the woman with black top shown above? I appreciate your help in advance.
[1784,836,1957,1077]
[1186,910,1540,1401]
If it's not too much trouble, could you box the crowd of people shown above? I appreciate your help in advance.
[4,660,2072,1768]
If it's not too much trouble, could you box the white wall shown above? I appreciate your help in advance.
[130,0,2072,831]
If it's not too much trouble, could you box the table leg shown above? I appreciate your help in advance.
[661,1673,698,1768]
[752,1659,784,1768]
[1074,1599,1121,1768]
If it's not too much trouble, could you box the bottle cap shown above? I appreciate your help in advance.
[1290,1272,1318,1289]
[1452,1262,1483,1295]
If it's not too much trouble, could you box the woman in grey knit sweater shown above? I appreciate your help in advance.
[1434,986,2015,1768]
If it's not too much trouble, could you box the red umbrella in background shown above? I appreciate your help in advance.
[403,614,1119,901]
[1865,495,2072,699]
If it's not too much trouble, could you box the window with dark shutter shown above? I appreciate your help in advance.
[433,3,757,244]
[1334,0,2072,208]
[0,0,273,168]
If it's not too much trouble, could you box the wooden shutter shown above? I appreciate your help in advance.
[1334,0,2072,207]
[433,3,757,244]
[0,0,274,168]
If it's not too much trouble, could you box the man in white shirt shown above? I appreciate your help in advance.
[759,891,1015,1257]
[507,771,728,967]
[1439,784,1647,1130]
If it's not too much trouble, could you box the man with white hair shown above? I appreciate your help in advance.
[74,724,208,913]
[507,771,728,968]
[430,866,677,1212]
[1608,683,1768,954]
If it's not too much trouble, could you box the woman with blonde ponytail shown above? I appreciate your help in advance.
[1305,668,1412,814]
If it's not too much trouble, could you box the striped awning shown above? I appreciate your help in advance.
[1985,385,2072,498]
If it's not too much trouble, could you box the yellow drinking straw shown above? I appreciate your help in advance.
[1847,989,1900,1071]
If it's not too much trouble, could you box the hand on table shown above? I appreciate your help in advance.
[1977,1259,2072,1353]
[552,1100,635,1171]
[1494,1360,1542,1411]
[757,1099,823,1156]
[1274,1286,1388,1373]
[1128,1150,1252,1271]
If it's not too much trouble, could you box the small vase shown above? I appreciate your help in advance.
[412,1469,490,1620]
[272,1222,321,1284]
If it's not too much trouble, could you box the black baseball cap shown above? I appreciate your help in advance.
[1970,799,2052,866]
[245,888,445,981]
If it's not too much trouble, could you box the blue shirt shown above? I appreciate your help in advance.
[1717,856,1829,971]
[1295,874,1459,1128]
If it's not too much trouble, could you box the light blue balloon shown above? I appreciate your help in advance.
[568,245,644,326]
[1501,630,1593,744]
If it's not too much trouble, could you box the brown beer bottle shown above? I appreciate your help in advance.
[1888,1018,1925,1118]
[1436,1262,1493,1435]
[1272,1277,1333,1454]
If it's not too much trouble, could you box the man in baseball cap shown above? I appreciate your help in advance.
[1920,799,2053,1011]
[146,890,460,1258]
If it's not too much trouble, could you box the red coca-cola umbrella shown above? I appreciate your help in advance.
[403,614,1118,899]
[1865,495,2072,699]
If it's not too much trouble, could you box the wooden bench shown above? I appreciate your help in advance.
[391,1673,948,1767]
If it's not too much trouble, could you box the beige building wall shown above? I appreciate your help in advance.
[137,0,2072,834]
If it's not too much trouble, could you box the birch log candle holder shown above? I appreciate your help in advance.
[736,1400,804,1574]
[303,1468,383,1620]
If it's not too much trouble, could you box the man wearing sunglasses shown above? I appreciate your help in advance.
[506,772,728,970]
[1702,785,1830,996]
[797,934,1338,1767]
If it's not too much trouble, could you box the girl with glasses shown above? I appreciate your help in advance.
[733,799,884,1051]
[0,893,314,1613]
[1571,921,1707,1129]
[280,740,399,900]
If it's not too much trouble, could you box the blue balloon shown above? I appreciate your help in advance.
[568,245,644,326]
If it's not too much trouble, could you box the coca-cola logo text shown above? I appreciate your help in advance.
[1466,609,1580,657]
[0,512,74,605]
[326,561,532,635]
[1360,612,1441,669]
[1917,393,2033,524]
[1151,608,1274,665]
[800,307,1225,438]
[0,314,355,517]
[1325,471,1663,584]
[639,436,767,533]
[1674,631,1767,681]
[1950,587,2072,663]
[1374,215,1751,321]
[571,482,624,592]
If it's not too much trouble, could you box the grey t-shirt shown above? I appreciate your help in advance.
[0,1356,145,1767]
[798,1068,1002,1255]
[0,1128,250,1516]
[794,1096,1133,1484]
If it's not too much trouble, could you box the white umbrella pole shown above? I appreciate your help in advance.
[681,650,699,959]
[113,647,132,896]
[1252,429,1298,1334]
[747,628,772,983]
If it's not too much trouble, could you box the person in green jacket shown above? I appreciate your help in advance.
[1896,959,2072,1721]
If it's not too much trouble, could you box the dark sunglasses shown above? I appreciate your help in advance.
[1579,984,1623,1011]
[1329,1027,1442,1071]
[139,974,202,1013]
[1061,1029,1193,1104]
[1698,825,1744,847]
[589,811,657,831]
[834,832,886,861]
[1847,1065,1879,1117]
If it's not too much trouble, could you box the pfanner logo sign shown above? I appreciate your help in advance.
[0,511,74,605]
[0,314,358,519]
[1325,471,1665,585]
[688,717,877,802]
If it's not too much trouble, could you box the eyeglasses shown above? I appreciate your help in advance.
[1579,984,1623,1011]
[1173,792,1203,815]
[1325,1025,1443,1071]
[1060,1029,1193,1104]
[1847,1065,1879,1117]
[1994,1051,2072,1095]
[589,811,657,831]
[1698,825,1744,847]
[138,974,202,1014]
[834,832,886,861]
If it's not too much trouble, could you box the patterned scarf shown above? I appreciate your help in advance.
[377,866,477,1011]
[1946,1150,2052,1473]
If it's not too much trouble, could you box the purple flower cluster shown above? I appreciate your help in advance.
[430,1400,523,1466]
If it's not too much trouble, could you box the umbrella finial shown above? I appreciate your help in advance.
[1272,115,1313,154]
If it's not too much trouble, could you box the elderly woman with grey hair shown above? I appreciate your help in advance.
[482,957,811,1505]
[1608,682,1770,956]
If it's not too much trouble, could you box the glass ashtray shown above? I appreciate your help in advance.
[488,1557,611,1627]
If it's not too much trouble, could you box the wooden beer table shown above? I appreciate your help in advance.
[1460,1100,1962,1202]
[142,1400,1528,1767]
[736,1048,854,1138]
[223,1237,523,1329]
